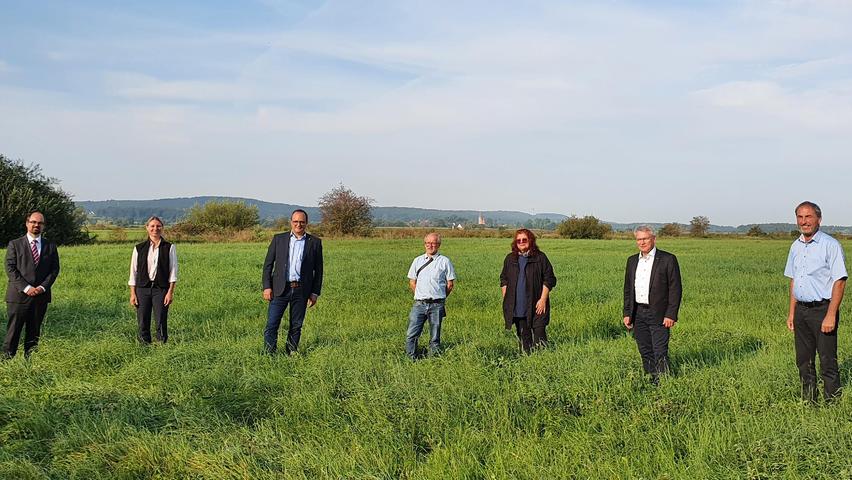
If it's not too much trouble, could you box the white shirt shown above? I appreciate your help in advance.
[634,247,656,305]
[128,241,179,286]
[22,234,42,293]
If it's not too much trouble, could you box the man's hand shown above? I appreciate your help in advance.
[263,288,272,302]
[787,314,795,332]
[130,293,138,307]
[308,294,318,307]
[623,316,632,330]
[821,315,836,333]
[663,317,675,328]
[164,291,174,306]
[26,288,39,297]
[535,298,546,315]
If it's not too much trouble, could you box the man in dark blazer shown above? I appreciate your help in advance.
[262,209,323,354]
[622,225,682,383]
[4,211,60,358]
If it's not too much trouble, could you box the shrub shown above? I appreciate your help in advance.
[746,225,766,237]
[318,184,373,236]
[658,223,682,237]
[0,154,92,245]
[183,200,259,231]
[556,216,612,239]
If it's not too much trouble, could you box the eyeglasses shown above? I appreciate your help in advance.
[425,242,439,246]
[27,221,44,225]
[291,220,306,225]
[516,238,529,243]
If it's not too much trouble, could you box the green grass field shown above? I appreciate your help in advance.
[1,238,851,479]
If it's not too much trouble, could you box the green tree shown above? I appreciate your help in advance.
[658,223,682,237]
[318,184,373,236]
[0,154,91,245]
[184,200,259,230]
[689,215,711,237]
[556,215,612,239]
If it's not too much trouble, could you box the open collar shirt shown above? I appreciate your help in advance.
[288,233,306,282]
[128,241,179,286]
[407,253,456,300]
[784,230,848,302]
[634,247,656,305]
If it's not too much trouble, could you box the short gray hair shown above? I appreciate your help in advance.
[795,201,822,219]
[633,225,655,236]
[424,232,442,244]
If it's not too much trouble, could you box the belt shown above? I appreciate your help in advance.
[288,281,301,288]
[636,303,652,309]
[797,299,830,308]
[416,298,445,304]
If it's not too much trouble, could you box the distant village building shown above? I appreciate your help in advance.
[478,213,486,225]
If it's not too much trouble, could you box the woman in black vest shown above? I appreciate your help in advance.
[128,216,178,344]
[500,228,557,354]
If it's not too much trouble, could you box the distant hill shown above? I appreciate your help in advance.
[77,197,567,227]
[77,197,852,233]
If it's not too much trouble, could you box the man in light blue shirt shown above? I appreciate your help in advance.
[405,232,456,359]
[784,201,848,401]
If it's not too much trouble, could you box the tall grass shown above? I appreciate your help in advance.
[1,238,850,479]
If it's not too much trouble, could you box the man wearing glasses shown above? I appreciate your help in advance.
[4,211,61,358]
[262,209,323,355]
[405,232,455,359]
[622,225,682,385]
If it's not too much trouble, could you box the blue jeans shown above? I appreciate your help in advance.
[264,287,307,354]
[405,301,444,359]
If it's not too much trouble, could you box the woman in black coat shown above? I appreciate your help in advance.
[500,229,557,354]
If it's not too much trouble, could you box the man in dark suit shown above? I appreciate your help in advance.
[622,225,682,384]
[262,209,323,354]
[4,211,61,358]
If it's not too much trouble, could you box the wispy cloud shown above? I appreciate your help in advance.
[1,0,851,223]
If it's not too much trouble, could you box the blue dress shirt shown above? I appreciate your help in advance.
[784,230,848,302]
[288,233,306,282]
[407,253,456,300]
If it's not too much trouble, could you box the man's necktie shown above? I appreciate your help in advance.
[31,240,40,265]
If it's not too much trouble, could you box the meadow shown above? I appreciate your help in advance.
[1,237,851,479]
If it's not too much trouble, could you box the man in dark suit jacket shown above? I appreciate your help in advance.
[262,209,323,354]
[622,225,682,383]
[4,211,61,358]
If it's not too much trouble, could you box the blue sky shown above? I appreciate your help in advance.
[2,0,851,225]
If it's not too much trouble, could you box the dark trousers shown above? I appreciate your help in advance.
[4,299,49,357]
[136,286,169,344]
[513,316,547,354]
[633,305,670,376]
[794,303,840,401]
[264,286,307,354]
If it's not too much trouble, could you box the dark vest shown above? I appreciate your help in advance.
[135,239,172,288]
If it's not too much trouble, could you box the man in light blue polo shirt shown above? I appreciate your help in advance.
[784,201,848,401]
[405,232,456,359]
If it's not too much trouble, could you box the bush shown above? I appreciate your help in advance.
[746,225,766,237]
[556,216,612,239]
[658,223,681,237]
[318,184,373,236]
[183,200,259,231]
[109,227,128,242]
[0,154,92,245]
